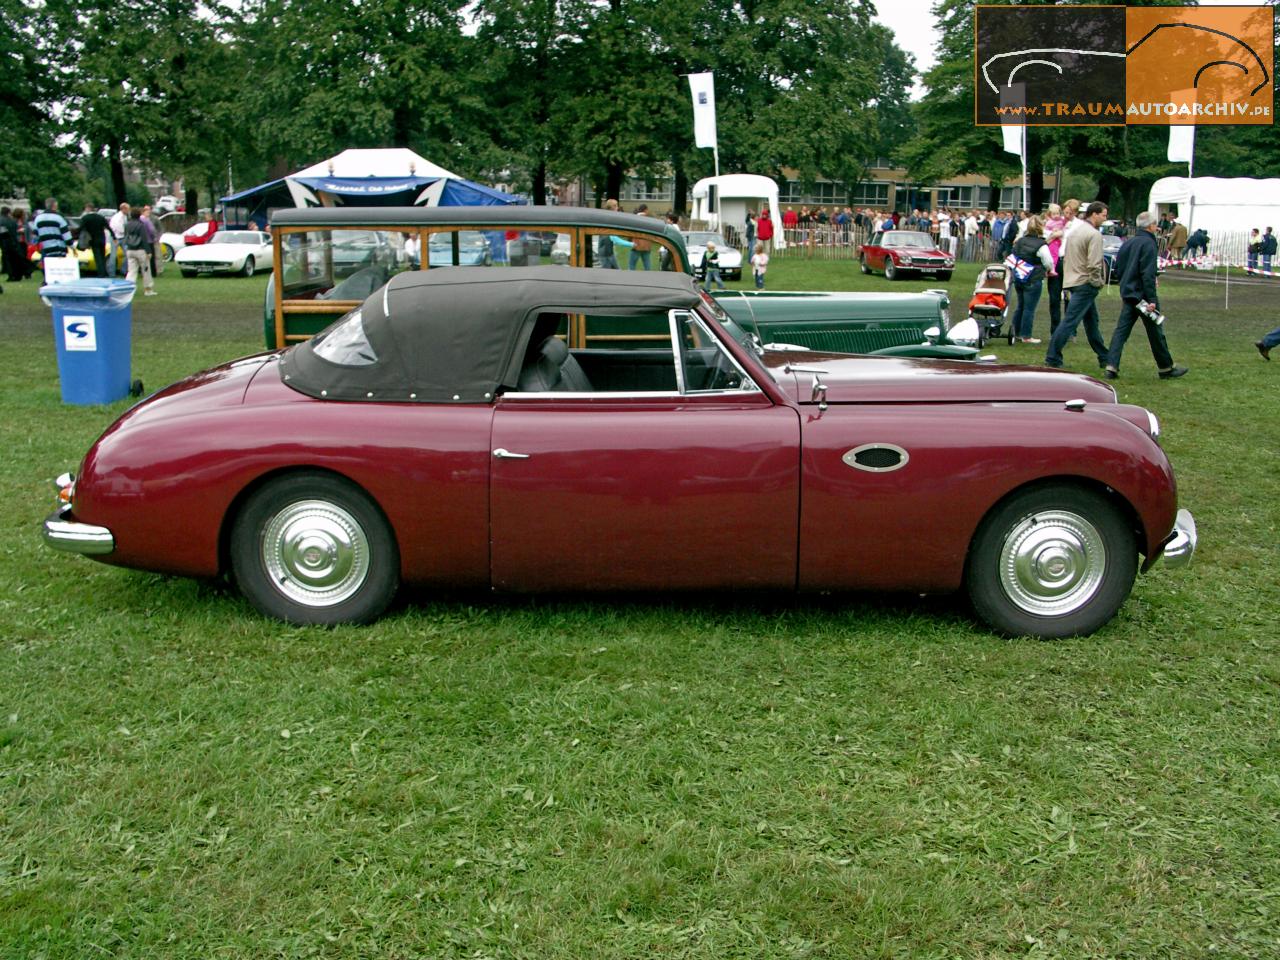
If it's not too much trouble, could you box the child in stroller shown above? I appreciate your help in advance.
[967,263,1012,345]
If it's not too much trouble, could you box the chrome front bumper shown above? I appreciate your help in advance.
[1160,508,1197,569]
[43,506,115,556]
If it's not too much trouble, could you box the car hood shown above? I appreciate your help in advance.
[176,244,257,261]
[762,352,1117,405]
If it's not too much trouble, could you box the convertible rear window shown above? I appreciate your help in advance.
[311,308,378,366]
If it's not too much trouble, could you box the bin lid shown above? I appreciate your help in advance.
[39,278,137,299]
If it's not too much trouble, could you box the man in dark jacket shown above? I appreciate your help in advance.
[79,204,111,277]
[1103,211,1187,380]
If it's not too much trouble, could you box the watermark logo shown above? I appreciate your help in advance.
[976,4,1273,126]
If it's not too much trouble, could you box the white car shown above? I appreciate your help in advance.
[681,230,743,280]
[175,230,273,277]
[155,195,179,214]
[159,219,221,262]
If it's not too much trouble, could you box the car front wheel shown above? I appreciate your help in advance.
[883,259,897,281]
[965,484,1137,638]
[937,271,952,281]
[181,269,197,278]
[860,256,870,275]
[241,256,255,277]
[160,243,175,262]
[231,472,400,625]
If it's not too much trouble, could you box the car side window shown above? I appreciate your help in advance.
[672,310,756,394]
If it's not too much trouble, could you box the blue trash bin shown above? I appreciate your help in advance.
[39,278,137,405]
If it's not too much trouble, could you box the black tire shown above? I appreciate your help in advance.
[884,260,897,281]
[964,484,1137,638]
[230,472,400,625]
[937,271,952,282]
[241,256,255,278]
[181,269,197,278]
[860,256,870,275]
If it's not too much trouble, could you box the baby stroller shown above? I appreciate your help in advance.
[967,263,1012,345]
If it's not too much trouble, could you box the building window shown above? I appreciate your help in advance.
[999,187,1026,210]
[621,177,673,202]
[848,182,890,207]
[780,180,848,206]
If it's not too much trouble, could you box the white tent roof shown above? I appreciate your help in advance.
[293,148,458,181]
[691,174,779,201]
[1149,176,1280,233]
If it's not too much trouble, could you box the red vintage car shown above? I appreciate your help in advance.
[860,230,955,281]
[43,268,1195,637]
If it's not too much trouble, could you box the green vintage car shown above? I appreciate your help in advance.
[263,207,975,359]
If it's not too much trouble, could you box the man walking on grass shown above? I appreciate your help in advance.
[1044,201,1110,371]
[1102,211,1187,381]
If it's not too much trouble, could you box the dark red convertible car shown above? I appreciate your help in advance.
[44,268,1195,637]
[860,230,956,281]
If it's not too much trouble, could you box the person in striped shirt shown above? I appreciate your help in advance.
[32,199,72,261]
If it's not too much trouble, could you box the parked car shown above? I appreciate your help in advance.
[427,230,492,267]
[860,230,956,281]
[174,229,272,277]
[155,195,179,214]
[44,268,1195,637]
[1101,230,1124,284]
[682,230,743,280]
[159,219,220,262]
[265,208,981,360]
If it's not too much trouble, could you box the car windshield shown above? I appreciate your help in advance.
[883,232,933,248]
[213,232,259,244]
[684,232,726,246]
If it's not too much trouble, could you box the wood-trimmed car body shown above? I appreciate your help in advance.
[46,268,1196,637]
[264,207,980,360]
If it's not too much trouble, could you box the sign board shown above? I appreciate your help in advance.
[63,315,97,352]
[43,257,81,283]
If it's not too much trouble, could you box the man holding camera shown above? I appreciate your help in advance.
[1103,211,1187,380]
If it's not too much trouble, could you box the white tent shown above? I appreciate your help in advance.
[1148,177,1280,234]
[292,148,458,182]
[691,174,786,250]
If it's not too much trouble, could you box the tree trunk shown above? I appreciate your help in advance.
[605,161,623,202]
[1029,166,1045,213]
[672,165,687,216]
[109,138,127,206]
[184,187,198,214]
[532,158,547,206]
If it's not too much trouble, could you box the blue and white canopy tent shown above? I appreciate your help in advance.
[221,148,521,226]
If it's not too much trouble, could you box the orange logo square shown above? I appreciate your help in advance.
[1126,6,1273,124]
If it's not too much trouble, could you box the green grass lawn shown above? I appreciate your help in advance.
[1,262,1278,958]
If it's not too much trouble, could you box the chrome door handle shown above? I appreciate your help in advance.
[493,448,531,459]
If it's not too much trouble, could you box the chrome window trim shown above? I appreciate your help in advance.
[500,388,763,401]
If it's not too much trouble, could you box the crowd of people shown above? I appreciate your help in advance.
[0,199,164,296]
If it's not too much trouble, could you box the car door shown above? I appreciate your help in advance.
[489,309,801,593]
[868,231,885,269]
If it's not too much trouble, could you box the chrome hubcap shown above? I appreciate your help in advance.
[261,500,369,607]
[998,510,1106,616]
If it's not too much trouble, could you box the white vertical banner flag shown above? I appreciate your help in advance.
[1001,123,1023,156]
[1167,125,1195,163]
[687,72,718,149]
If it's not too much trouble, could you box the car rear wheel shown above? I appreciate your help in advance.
[231,472,400,625]
[964,484,1137,638]
[883,260,897,281]
[160,243,175,263]
[241,256,255,277]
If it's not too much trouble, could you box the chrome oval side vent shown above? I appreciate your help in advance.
[843,443,909,473]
